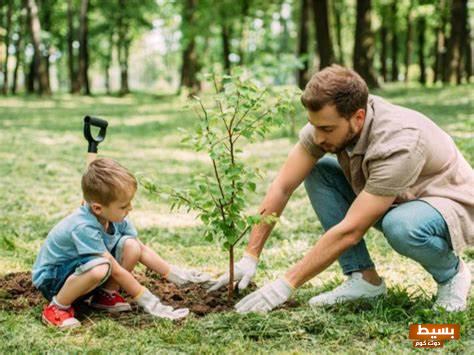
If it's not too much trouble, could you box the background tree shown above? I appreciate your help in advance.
[353,0,379,88]
[311,0,334,69]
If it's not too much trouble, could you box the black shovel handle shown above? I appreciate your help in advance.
[83,116,108,153]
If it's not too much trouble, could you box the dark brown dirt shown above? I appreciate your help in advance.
[0,271,299,319]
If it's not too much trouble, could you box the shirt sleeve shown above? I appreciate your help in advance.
[71,225,107,256]
[298,123,326,160]
[118,217,138,237]
[364,129,426,196]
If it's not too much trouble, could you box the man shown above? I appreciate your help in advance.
[209,65,473,313]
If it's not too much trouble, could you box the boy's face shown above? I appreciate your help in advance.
[91,190,135,223]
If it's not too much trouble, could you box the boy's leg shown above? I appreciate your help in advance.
[102,237,142,291]
[41,257,110,329]
[381,200,471,311]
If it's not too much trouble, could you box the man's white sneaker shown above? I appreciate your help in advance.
[434,259,471,312]
[309,272,387,307]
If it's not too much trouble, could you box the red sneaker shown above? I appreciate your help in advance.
[90,289,131,312]
[42,304,81,329]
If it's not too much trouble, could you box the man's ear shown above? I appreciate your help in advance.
[354,108,366,129]
[90,202,103,215]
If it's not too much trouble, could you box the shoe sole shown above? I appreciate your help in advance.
[42,314,81,330]
[309,291,387,307]
[89,303,132,313]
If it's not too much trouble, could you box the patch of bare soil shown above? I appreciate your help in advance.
[0,271,299,321]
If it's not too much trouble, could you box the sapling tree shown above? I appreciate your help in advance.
[144,72,299,301]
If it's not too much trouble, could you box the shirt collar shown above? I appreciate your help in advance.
[348,95,375,157]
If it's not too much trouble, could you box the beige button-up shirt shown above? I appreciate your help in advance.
[299,95,474,252]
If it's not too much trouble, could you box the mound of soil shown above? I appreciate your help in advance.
[0,271,299,318]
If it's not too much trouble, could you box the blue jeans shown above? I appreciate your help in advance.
[36,255,111,301]
[304,156,460,284]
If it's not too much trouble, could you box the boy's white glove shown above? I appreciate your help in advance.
[135,288,189,320]
[166,265,212,286]
[235,277,294,313]
[207,252,258,292]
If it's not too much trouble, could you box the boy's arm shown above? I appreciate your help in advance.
[136,240,171,276]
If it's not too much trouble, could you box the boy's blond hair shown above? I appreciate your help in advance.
[82,158,137,205]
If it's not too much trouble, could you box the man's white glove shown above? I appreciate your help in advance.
[207,252,258,292]
[165,265,212,286]
[135,288,189,320]
[234,277,294,313]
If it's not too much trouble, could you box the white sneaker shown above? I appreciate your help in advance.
[309,272,387,306]
[434,259,472,312]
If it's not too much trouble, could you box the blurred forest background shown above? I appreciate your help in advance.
[0,0,472,96]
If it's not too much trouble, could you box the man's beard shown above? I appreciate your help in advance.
[318,125,359,153]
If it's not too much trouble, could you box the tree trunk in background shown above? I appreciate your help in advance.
[117,0,129,95]
[2,0,13,95]
[444,0,467,84]
[465,13,472,82]
[353,0,378,88]
[105,31,113,95]
[311,0,334,69]
[331,0,345,65]
[42,1,52,83]
[26,0,51,95]
[297,0,310,89]
[12,4,26,94]
[238,0,250,65]
[417,17,426,85]
[380,6,388,82]
[27,54,37,93]
[404,1,413,82]
[78,0,90,94]
[433,0,448,83]
[67,0,79,93]
[180,0,200,94]
[221,23,232,74]
[390,1,398,81]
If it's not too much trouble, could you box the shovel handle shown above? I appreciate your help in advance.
[83,116,108,154]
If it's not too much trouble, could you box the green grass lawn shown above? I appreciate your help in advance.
[0,84,473,354]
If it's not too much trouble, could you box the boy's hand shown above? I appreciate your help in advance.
[166,265,212,286]
[135,288,189,320]
[207,252,258,292]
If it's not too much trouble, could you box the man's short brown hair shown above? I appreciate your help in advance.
[300,65,369,118]
[82,158,137,205]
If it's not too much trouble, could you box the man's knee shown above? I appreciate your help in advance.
[382,214,420,255]
[304,156,339,191]
[122,238,142,261]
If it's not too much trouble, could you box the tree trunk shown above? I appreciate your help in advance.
[331,0,344,65]
[404,1,413,82]
[2,0,13,95]
[390,1,399,82]
[228,245,234,302]
[180,0,200,94]
[27,54,37,93]
[417,17,426,85]
[433,0,448,83]
[297,0,310,89]
[221,23,232,74]
[78,0,90,94]
[380,7,388,82]
[26,0,51,95]
[117,0,130,95]
[105,31,113,95]
[353,0,378,88]
[238,0,250,65]
[465,13,472,82]
[444,0,467,84]
[67,0,79,93]
[12,4,26,94]
[311,0,334,69]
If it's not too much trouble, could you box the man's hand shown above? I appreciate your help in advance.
[234,278,293,313]
[135,288,189,320]
[166,265,212,286]
[207,253,258,292]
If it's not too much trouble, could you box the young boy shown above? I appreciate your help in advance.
[32,158,210,329]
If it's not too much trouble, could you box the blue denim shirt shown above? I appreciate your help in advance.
[32,204,137,287]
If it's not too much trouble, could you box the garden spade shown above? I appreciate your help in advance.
[83,116,108,166]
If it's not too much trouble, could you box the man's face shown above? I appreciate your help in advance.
[307,104,365,153]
